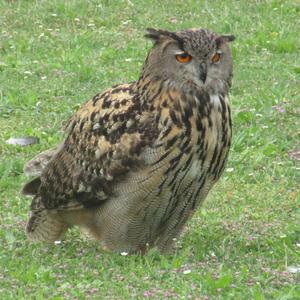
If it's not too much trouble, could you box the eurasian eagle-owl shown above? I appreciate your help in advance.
[23,28,235,253]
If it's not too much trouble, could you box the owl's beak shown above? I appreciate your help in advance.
[199,63,207,83]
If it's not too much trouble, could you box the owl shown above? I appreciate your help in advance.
[23,28,235,254]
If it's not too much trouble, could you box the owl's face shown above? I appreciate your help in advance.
[144,28,235,91]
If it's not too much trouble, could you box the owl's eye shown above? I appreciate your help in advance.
[175,52,192,63]
[211,52,221,63]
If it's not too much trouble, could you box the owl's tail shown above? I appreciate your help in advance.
[24,147,58,177]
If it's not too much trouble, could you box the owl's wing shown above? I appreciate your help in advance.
[22,83,159,211]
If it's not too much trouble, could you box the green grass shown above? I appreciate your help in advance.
[0,0,299,299]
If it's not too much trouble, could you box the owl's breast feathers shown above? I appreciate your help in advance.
[23,80,231,212]
[143,82,232,209]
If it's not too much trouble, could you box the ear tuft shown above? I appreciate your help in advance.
[216,35,235,47]
[22,177,41,195]
[144,28,162,41]
[222,35,235,42]
[144,28,184,48]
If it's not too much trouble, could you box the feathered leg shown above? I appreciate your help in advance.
[26,195,69,243]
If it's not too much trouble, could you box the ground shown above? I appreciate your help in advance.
[0,0,299,299]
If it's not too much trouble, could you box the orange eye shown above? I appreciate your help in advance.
[175,52,192,63]
[211,52,221,63]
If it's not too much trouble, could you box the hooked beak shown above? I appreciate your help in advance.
[199,62,207,83]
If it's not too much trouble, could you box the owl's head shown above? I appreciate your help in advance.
[143,28,235,92]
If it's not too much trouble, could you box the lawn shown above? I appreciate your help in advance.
[0,0,299,299]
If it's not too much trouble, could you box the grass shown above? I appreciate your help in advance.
[0,0,299,299]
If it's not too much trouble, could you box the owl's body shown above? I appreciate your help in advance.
[23,28,234,253]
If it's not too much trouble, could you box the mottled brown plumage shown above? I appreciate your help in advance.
[23,28,235,253]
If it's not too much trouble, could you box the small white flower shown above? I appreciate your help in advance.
[183,269,191,274]
[296,243,300,248]
[122,20,131,25]
[54,240,62,245]
[51,13,57,17]
[280,235,286,238]
[41,76,47,80]
[226,167,234,173]
[120,252,128,256]
[125,58,132,62]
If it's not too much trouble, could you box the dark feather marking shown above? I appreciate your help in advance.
[171,165,191,201]
[166,151,184,172]
[92,93,101,105]
[208,144,219,173]
[212,148,225,177]
[102,95,112,109]
[79,122,84,133]
[165,135,178,150]
[181,180,194,196]
[191,174,207,209]
[151,148,173,166]
[181,154,193,172]
[215,151,230,179]
[161,126,172,139]
[167,166,183,188]
[169,110,182,127]
[148,84,164,104]
[180,138,190,152]
[156,176,168,195]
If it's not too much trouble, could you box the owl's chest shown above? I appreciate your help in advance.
[186,94,231,180]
